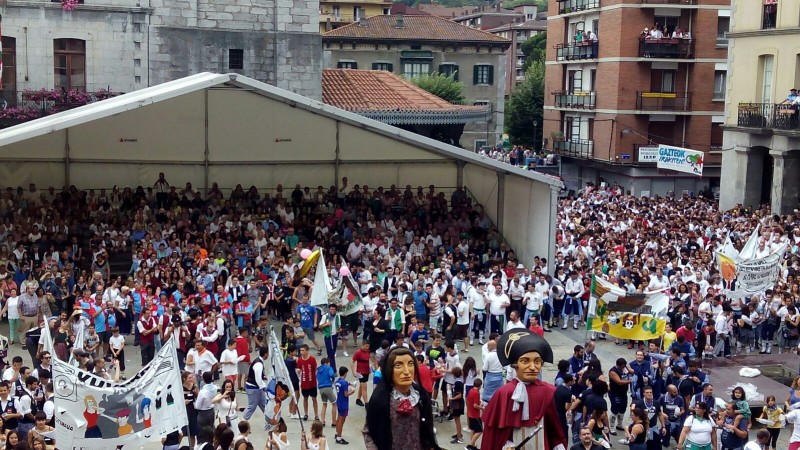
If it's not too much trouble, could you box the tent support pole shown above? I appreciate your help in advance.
[497,172,505,232]
[204,89,209,192]
[334,121,341,188]
[64,128,71,186]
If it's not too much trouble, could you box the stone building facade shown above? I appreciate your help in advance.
[0,0,322,102]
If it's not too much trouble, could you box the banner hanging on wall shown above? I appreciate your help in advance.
[656,145,704,176]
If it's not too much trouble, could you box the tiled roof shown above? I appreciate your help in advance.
[322,69,490,124]
[417,4,463,18]
[322,14,510,43]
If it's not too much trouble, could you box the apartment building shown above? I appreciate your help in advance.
[319,0,392,32]
[543,0,729,196]
[720,0,800,214]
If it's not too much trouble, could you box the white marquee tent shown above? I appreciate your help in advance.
[0,72,561,264]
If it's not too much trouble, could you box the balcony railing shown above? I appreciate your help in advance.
[636,91,691,111]
[640,0,696,4]
[554,138,594,158]
[737,103,800,131]
[638,38,694,58]
[553,91,596,109]
[555,41,598,61]
[0,89,120,127]
[716,33,728,47]
[557,0,600,14]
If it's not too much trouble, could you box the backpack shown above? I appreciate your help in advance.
[233,438,254,450]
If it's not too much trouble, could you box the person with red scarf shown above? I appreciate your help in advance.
[481,329,567,450]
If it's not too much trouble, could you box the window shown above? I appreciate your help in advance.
[473,101,490,106]
[568,70,582,91]
[713,70,726,100]
[402,61,430,78]
[650,69,676,93]
[353,7,364,21]
[332,5,340,18]
[762,1,777,30]
[438,63,459,81]
[53,39,86,91]
[758,55,774,103]
[383,7,390,15]
[654,16,680,36]
[372,62,393,72]
[474,140,487,152]
[337,60,357,69]
[1,37,16,106]
[229,49,244,70]
[717,17,730,46]
[473,64,493,85]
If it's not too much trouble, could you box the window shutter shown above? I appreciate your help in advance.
[387,63,393,72]
[487,65,494,85]
[473,65,480,85]
[438,64,445,73]
[352,61,358,69]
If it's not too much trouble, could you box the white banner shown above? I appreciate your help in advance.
[637,146,659,163]
[53,337,188,450]
[720,245,786,299]
[656,145,704,176]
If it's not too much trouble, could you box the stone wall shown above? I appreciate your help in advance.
[0,0,321,100]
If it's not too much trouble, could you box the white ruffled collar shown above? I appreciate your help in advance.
[391,386,420,407]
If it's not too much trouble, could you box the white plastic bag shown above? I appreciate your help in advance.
[725,382,765,403]
[738,367,761,378]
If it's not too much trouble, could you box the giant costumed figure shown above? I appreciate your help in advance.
[481,329,568,450]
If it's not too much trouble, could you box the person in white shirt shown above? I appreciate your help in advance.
[713,307,733,357]
[505,310,525,331]
[455,292,471,352]
[563,272,584,330]
[220,339,245,383]
[186,340,218,382]
[468,280,488,344]
[488,284,510,335]
[522,283,543,329]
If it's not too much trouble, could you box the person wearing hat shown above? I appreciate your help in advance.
[481,329,567,450]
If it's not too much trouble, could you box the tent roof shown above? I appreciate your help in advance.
[0,72,561,188]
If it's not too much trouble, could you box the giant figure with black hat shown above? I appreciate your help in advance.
[481,329,567,450]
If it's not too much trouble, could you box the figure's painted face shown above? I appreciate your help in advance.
[392,354,415,389]
[515,351,543,383]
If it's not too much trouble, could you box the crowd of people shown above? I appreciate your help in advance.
[0,176,799,450]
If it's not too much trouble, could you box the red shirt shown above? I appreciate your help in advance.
[351,349,371,375]
[676,326,696,344]
[417,364,434,394]
[296,356,318,389]
[235,335,251,363]
[528,325,544,337]
[467,387,482,419]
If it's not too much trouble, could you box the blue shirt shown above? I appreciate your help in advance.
[94,309,108,333]
[410,329,429,349]
[412,291,429,319]
[317,365,336,389]
[297,304,317,329]
[335,378,350,409]
[568,356,584,375]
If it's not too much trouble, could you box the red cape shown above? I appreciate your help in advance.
[481,378,567,450]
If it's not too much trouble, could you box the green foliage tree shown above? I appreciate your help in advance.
[503,0,547,11]
[520,31,547,71]
[409,72,466,105]
[505,61,544,148]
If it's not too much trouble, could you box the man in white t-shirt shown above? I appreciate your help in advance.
[455,292,471,352]
[186,340,218,382]
[220,338,245,383]
[488,284,510,335]
[468,280,488,344]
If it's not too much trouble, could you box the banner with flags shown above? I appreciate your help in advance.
[265,328,296,432]
[52,337,187,450]
[715,225,786,299]
[587,276,669,341]
[308,251,362,315]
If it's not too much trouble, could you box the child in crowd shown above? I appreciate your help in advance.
[317,357,338,427]
[466,378,484,450]
[450,366,465,444]
[108,326,126,373]
[220,339,244,384]
[334,366,355,445]
[732,386,751,421]
[758,395,784,450]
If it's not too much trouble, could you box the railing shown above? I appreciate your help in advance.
[554,138,594,158]
[320,13,358,22]
[713,91,725,101]
[716,33,728,47]
[555,41,598,61]
[553,91,596,109]
[0,89,120,127]
[737,103,800,131]
[640,0,696,4]
[636,91,691,111]
[638,38,694,58]
[556,0,600,14]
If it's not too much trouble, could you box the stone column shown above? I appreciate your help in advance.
[770,150,800,214]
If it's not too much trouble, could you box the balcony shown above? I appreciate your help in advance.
[554,138,594,158]
[320,13,356,23]
[0,89,120,128]
[638,38,694,59]
[636,91,691,111]
[555,41,598,61]
[553,91,596,109]
[557,0,600,14]
[640,0,696,4]
[737,103,800,132]
[716,33,728,47]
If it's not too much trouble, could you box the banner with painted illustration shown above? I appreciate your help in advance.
[586,276,669,341]
[308,250,363,316]
[656,145,704,176]
[717,229,787,299]
[52,337,187,450]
